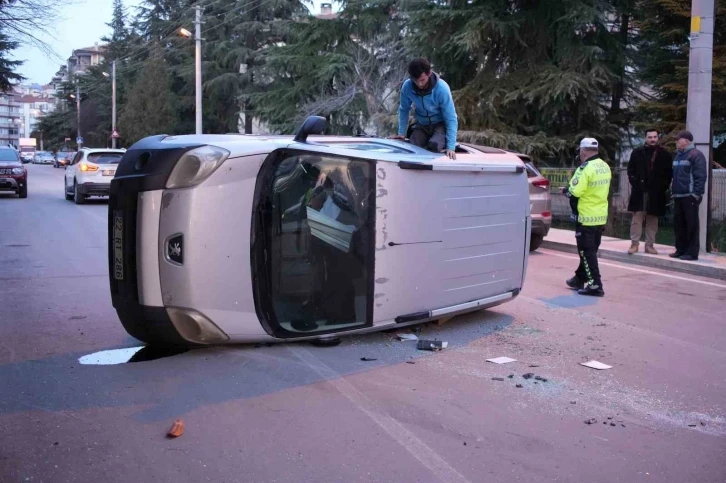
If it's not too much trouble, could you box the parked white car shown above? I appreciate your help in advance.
[64,148,126,204]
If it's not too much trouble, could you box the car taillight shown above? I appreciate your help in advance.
[80,163,98,172]
[532,178,550,189]
[542,211,552,218]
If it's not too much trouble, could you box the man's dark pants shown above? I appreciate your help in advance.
[575,224,605,288]
[673,196,700,258]
[410,122,446,152]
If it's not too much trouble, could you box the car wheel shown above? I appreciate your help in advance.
[18,184,27,199]
[64,180,73,200]
[529,234,544,252]
[73,180,86,205]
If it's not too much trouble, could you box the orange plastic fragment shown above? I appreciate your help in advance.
[167,419,185,438]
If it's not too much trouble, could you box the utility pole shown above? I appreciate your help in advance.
[194,5,203,135]
[112,60,117,149]
[76,84,82,150]
[686,0,715,252]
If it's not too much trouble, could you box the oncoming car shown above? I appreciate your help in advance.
[108,117,532,346]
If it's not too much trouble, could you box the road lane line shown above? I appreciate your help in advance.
[290,346,472,483]
[540,249,726,289]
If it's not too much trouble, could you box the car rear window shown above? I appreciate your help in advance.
[0,149,19,161]
[88,153,123,164]
[525,162,541,178]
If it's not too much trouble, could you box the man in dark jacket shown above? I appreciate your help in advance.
[670,130,707,261]
[626,128,673,255]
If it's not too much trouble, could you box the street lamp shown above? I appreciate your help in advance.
[178,5,203,135]
[102,62,118,148]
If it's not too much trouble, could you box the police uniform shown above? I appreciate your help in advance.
[563,139,611,296]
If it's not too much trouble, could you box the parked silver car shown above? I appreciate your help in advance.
[108,118,532,346]
[457,145,551,251]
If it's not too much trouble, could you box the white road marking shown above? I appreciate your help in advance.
[290,346,472,483]
[540,249,726,289]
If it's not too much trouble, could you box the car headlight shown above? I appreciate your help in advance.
[12,167,24,175]
[165,145,230,189]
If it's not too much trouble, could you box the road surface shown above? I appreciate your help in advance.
[1,164,724,482]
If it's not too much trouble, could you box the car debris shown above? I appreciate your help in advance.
[417,340,447,351]
[396,333,419,341]
[522,373,535,380]
[406,361,416,365]
[585,418,597,425]
[167,419,185,438]
[580,360,612,370]
[486,356,517,364]
[360,357,378,362]
[534,376,548,382]
[508,374,515,379]
[515,384,523,388]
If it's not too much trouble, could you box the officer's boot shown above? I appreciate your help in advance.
[578,283,605,297]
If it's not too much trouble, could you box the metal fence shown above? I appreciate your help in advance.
[539,167,726,253]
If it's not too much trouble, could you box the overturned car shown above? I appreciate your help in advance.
[108,117,531,346]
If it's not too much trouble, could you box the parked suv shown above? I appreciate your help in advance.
[0,146,28,198]
[64,148,125,204]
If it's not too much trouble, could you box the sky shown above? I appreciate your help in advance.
[11,0,337,86]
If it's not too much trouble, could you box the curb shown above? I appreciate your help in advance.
[541,239,726,281]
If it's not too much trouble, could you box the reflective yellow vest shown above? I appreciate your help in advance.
[568,157,611,226]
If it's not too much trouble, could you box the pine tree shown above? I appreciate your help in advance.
[404,0,629,163]
[0,29,23,91]
[118,56,177,143]
[634,0,725,149]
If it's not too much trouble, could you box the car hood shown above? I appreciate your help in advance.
[0,161,22,168]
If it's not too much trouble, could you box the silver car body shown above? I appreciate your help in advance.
[109,134,531,345]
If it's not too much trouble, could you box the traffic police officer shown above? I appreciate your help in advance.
[562,138,612,296]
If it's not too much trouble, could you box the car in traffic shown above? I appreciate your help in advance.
[0,146,28,198]
[54,151,75,168]
[108,117,532,346]
[34,151,55,165]
[455,145,551,251]
[64,148,125,204]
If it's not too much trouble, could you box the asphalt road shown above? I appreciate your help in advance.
[1,164,725,483]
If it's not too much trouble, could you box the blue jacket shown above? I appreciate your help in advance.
[398,73,459,150]
[671,144,707,198]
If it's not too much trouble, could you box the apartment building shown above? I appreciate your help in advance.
[0,92,22,148]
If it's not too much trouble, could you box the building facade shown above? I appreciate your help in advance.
[0,93,22,148]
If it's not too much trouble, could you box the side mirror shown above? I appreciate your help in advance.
[293,116,327,144]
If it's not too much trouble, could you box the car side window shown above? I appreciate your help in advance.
[72,152,83,165]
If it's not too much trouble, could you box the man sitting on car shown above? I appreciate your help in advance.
[391,58,459,160]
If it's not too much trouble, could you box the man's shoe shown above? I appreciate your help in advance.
[566,276,585,290]
[578,284,605,297]
[627,242,639,255]
[644,244,658,255]
[669,252,682,258]
[679,255,698,261]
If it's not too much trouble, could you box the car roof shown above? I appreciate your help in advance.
[81,148,126,153]
[148,134,525,167]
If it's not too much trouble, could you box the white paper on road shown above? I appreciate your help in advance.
[580,360,613,370]
[396,333,419,341]
[486,357,518,364]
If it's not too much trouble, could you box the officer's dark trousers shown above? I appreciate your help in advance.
[673,196,700,258]
[575,224,605,288]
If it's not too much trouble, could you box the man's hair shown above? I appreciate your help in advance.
[676,130,694,142]
[645,128,659,136]
[408,58,432,78]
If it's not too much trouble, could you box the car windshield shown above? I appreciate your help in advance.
[0,149,19,161]
[88,153,123,164]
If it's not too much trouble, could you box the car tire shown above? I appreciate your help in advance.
[73,181,86,205]
[64,180,73,200]
[530,234,544,252]
[18,184,27,199]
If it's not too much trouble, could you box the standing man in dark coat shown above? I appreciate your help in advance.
[626,128,673,255]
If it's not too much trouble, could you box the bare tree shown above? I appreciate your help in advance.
[0,0,73,58]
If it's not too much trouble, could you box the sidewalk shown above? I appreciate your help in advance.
[541,228,726,281]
